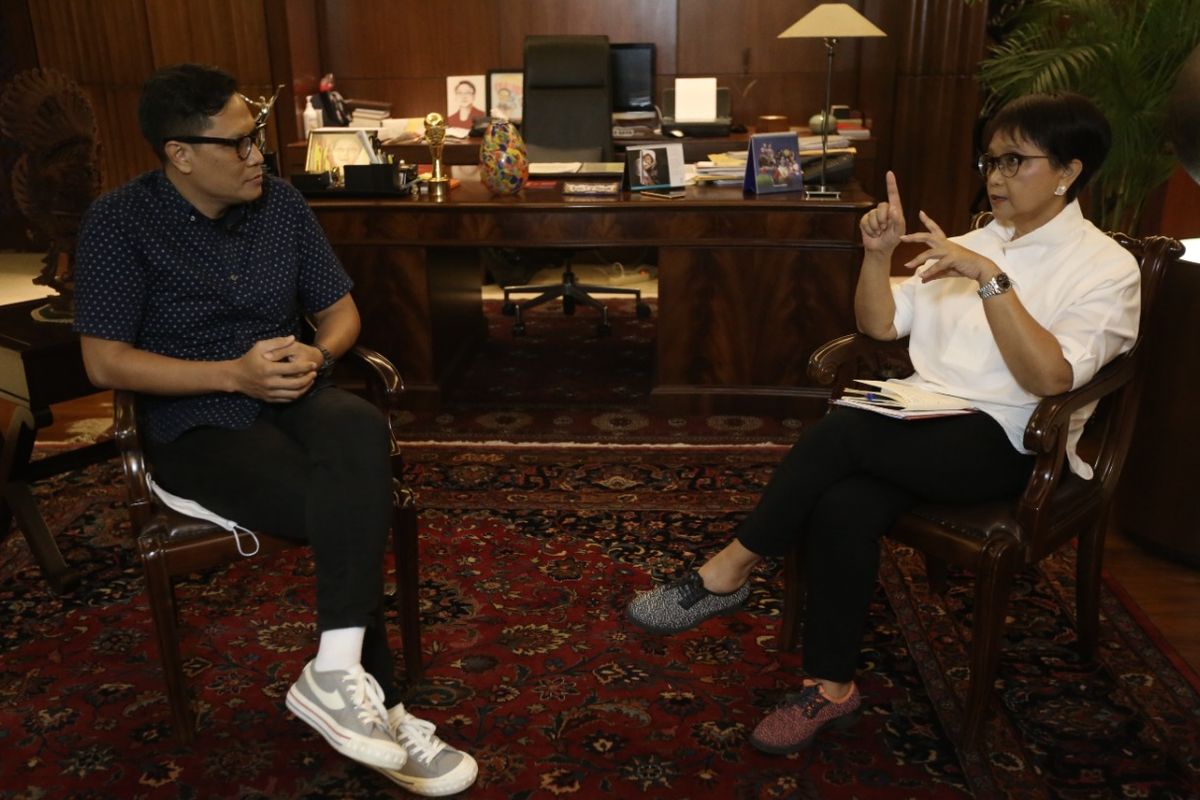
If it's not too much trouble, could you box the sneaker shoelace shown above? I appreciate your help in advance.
[392,706,448,764]
[342,668,391,732]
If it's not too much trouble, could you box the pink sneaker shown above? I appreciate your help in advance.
[750,680,862,754]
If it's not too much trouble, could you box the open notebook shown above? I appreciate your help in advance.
[833,379,977,420]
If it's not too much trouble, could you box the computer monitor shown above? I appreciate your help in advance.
[611,43,656,112]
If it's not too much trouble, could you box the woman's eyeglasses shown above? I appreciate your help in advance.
[977,152,1051,178]
[164,124,267,160]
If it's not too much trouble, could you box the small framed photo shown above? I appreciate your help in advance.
[487,69,524,124]
[627,143,685,191]
[304,128,379,173]
[445,74,487,133]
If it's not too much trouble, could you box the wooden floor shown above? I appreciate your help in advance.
[4,390,1198,678]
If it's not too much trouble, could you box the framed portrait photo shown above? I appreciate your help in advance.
[445,74,487,133]
[487,69,524,124]
[627,142,685,191]
[304,128,379,173]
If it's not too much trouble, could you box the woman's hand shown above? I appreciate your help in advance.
[860,170,906,254]
[901,210,1000,286]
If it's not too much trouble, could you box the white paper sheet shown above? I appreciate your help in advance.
[674,77,718,122]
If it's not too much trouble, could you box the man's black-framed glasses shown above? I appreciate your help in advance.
[164,124,266,160]
[977,152,1051,179]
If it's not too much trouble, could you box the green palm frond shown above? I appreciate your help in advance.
[977,0,1200,232]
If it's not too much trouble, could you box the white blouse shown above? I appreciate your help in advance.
[891,201,1141,478]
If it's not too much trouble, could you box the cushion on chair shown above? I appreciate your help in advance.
[904,471,1096,544]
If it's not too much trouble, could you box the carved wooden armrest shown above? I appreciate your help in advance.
[1022,353,1134,454]
[112,388,154,528]
[807,333,914,394]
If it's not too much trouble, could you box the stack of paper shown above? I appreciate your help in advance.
[693,155,745,185]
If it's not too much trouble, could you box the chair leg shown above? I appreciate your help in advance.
[779,549,805,651]
[962,532,1020,749]
[140,538,196,743]
[392,484,423,681]
[1075,510,1109,662]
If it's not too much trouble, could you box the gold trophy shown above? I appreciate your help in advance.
[424,112,450,198]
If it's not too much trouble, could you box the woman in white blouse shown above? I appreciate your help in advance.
[627,92,1139,755]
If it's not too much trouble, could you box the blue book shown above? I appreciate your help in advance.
[743,132,804,195]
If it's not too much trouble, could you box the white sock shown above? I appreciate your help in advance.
[313,626,366,673]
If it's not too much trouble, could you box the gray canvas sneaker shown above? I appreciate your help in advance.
[627,571,751,634]
[370,703,479,796]
[285,660,407,770]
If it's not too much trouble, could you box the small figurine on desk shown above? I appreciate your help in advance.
[317,73,350,127]
[424,112,450,198]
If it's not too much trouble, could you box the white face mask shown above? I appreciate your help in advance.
[147,474,261,557]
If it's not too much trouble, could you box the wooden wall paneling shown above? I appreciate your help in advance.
[144,0,272,83]
[27,0,158,191]
[496,0,677,68]
[263,0,321,150]
[320,0,501,121]
[864,0,987,270]
[27,0,155,85]
[322,0,501,79]
[678,0,880,136]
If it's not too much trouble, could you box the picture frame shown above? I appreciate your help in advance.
[487,69,524,124]
[304,128,379,173]
[742,132,804,195]
[627,142,685,191]
[445,74,487,133]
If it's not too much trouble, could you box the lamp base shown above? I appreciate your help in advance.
[803,185,842,200]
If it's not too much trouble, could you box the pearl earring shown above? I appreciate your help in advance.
[1054,184,1067,196]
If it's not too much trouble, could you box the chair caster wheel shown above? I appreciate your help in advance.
[563,296,576,315]
[513,322,526,336]
[502,301,517,316]
[596,323,612,337]
[636,303,651,319]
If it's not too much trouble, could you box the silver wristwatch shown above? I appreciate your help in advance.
[977,272,1013,300]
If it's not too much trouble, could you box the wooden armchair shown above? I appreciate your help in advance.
[780,232,1183,748]
[112,344,423,743]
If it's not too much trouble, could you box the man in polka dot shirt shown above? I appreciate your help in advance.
[74,64,476,796]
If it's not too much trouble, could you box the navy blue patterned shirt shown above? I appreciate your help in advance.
[74,170,353,443]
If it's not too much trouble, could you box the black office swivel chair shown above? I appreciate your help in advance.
[501,34,651,336]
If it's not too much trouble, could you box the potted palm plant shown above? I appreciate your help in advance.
[976,0,1200,233]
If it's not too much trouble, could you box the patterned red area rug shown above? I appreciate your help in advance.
[2,446,1198,799]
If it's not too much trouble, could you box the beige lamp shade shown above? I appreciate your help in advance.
[778,3,886,39]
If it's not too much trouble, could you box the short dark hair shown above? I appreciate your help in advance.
[138,64,238,161]
[982,92,1111,202]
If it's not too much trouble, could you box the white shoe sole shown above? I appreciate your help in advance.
[369,753,479,797]
[286,684,407,770]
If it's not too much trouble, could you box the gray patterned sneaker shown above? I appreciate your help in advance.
[370,703,479,796]
[627,571,751,634]
[285,660,407,770]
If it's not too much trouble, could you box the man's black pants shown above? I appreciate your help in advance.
[145,384,400,704]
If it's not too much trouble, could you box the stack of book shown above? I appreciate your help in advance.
[350,106,389,128]
[833,108,871,140]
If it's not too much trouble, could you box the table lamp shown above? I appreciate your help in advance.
[779,3,886,199]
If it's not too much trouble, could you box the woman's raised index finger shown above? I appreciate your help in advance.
[885,170,903,214]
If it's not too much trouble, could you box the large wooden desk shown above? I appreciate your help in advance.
[285,132,878,188]
[308,180,872,416]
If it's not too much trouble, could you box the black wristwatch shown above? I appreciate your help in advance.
[977,272,1013,300]
[315,344,336,378]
